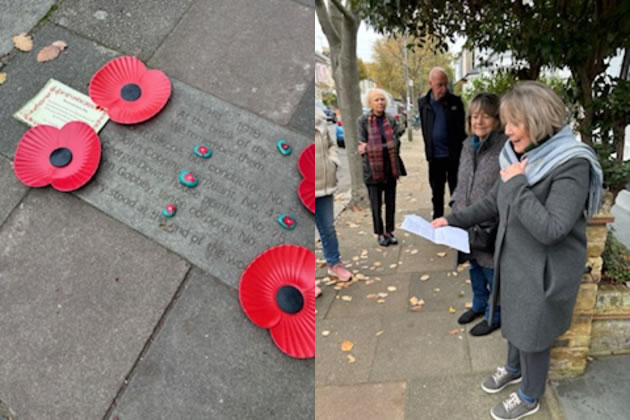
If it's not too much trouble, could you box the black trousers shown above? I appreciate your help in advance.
[506,342,551,400]
[367,179,397,235]
[428,157,459,218]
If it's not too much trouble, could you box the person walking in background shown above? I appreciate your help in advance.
[418,67,466,219]
[432,81,603,420]
[357,88,406,247]
[315,107,352,298]
[450,92,507,337]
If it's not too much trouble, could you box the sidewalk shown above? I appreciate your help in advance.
[315,129,565,420]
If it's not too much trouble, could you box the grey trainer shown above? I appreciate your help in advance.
[481,366,522,394]
[491,392,540,420]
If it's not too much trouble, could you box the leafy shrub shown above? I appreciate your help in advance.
[602,231,630,284]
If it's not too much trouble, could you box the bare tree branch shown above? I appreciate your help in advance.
[315,0,340,45]
[329,0,356,23]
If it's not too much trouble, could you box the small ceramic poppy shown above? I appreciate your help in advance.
[276,139,292,156]
[162,204,177,217]
[239,244,315,359]
[297,144,315,213]
[277,214,297,230]
[13,121,101,192]
[89,56,171,124]
[179,170,198,187]
[193,144,212,158]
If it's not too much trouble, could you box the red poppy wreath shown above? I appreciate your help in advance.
[89,56,171,124]
[13,121,101,192]
[298,143,315,213]
[239,244,315,359]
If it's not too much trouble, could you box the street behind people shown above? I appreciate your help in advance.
[450,92,507,337]
[357,88,406,247]
[432,81,603,420]
[418,67,466,219]
[315,108,353,298]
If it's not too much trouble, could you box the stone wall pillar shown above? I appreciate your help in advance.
[549,214,613,378]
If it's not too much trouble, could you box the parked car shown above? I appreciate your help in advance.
[336,120,345,148]
[316,102,337,124]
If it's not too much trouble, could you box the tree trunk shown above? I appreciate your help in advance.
[316,1,368,208]
[573,67,594,145]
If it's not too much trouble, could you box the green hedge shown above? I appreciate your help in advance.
[602,231,630,284]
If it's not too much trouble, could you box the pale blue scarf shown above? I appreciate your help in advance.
[499,125,603,219]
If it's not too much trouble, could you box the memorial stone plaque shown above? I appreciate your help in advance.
[76,80,313,288]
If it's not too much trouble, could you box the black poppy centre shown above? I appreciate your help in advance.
[121,83,142,101]
[49,147,73,167]
[276,285,304,314]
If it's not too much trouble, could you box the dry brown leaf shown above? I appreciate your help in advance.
[347,354,357,363]
[376,299,385,304]
[352,256,359,261]
[0,72,6,85]
[464,301,473,309]
[341,295,352,302]
[366,293,378,299]
[376,330,384,336]
[409,296,419,305]
[341,340,354,352]
[365,280,375,285]
[420,274,430,281]
[448,306,456,313]
[51,40,67,50]
[37,45,61,62]
[13,32,33,52]
[355,273,367,280]
[404,233,410,237]
[347,222,359,228]
[389,264,397,269]
[333,286,342,290]
[411,305,423,312]
[377,292,389,298]
[418,299,425,306]
[448,329,460,335]
[411,249,419,255]
[387,286,397,292]
[433,288,441,292]
[322,330,331,337]
[465,279,472,284]
[374,262,381,267]
[437,252,447,257]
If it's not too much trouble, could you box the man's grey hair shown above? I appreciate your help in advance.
[429,67,449,81]
[500,81,567,144]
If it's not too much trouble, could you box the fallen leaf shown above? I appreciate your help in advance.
[437,252,447,257]
[433,288,441,292]
[465,279,471,284]
[51,40,67,50]
[341,295,352,302]
[361,249,368,255]
[352,256,360,261]
[374,262,381,267]
[0,72,6,85]
[347,222,359,228]
[389,264,397,269]
[409,296,419,305]
[347,354,357,363]
[404,233,410,237]
[411,249,419,255]
[420,274,430,281]
[365,280,375,285]
[13,32,33,51]
[447,272,451,277]
[37,45,62,62]
[322,330,331,337]
[341,340,354,352]
[457,265,465,272]
[376,330,384,336]
[452,272,459,277]
[334,286,342,290]
[465,302,473,309]
[449,306,456,313]
[387,286,397,292]
[418,299,425,305]
[366,293,378,299]
[377,299,385,303]
[448,329,460,335]
[411,305,423,312]
[377,292,389,298]
[458,291,465,297]
[355,273,367,280]
[374,277,382,281]
[359,231,366,235]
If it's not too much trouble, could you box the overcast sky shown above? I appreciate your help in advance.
[315,14,381,62]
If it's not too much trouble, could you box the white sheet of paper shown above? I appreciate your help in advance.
[13,78,109,132]
[401,214,470,253]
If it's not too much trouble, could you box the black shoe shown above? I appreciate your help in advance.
[385,232,398,245]
[378,235,390,247]
[457,309,484,325]
[470,320,501,336]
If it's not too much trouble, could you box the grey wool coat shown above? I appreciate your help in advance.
[446,158,590,352]
[356,112,406,184]
[450,130,508,268]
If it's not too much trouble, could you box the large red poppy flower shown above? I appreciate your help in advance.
[89,56,171,124]
[298,144,315,213]
[13,121,101,192]
[239,244,315,359]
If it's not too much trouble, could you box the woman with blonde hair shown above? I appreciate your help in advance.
[450,92,507,336]
[357,88,406,247]
[432,81,603,420]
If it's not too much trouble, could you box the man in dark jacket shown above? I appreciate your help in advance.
[418,67,466,218]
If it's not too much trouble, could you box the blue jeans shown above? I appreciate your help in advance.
[469,259,500,325]
[315,195,340,266]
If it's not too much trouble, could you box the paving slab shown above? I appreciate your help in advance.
[368,312,471,382]
[466,329,508,373]
[316,382,407,420]
[148,0,313,126]
[553,355,630,420]
[315,316,383,386]
[0,189,190,420]
[315,285,337,321]
[0,0,56,56]
[110,267,314,420]
[0,23,118,158]
[292,0,315,7]
[0,156,28,227]
[323,273,412,319]
[407,373,555,420]
[288,77,315,136]
[407,271,472,313]
[53,0,195,61]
